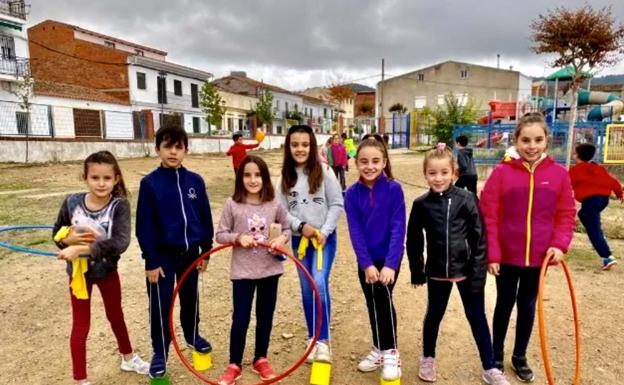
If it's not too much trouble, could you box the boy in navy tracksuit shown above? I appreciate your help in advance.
[136,126,214,378]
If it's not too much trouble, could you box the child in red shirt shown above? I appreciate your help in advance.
[226,133,260,173]
[570,143,623,270]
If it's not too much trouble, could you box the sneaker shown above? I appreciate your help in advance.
[218,363,242,385]
[120,353,150,375]
[602,256,617,271]
[148,354,166,378]
[315,341,332,363]
[511,356,535,383]
[418,356,436,382]
[483,368,510,385]
[186,335,213,354]
[305,339,318,364]
[252,358,276,380]
[357,347,381,372]
[381,349,401,381]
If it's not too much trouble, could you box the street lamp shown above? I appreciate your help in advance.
[158,70,167,127]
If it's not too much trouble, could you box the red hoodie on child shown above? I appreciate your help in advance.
[569,161,622,202]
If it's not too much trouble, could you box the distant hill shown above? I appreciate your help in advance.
[590,74,624,86]
[343,83,375,93]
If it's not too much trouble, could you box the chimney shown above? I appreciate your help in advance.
[231,71,247,77]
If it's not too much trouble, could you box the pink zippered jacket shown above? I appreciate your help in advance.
[480,156,576,267]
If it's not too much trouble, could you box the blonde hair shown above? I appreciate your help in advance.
[423,143,456,174]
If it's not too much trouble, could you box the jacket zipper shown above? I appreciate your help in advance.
[176,169,189,251]
[446,197,452,277]
[524,163,536,266]
[465,239,471,260]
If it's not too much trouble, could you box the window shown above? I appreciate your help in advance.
[0,34,15,59]
[16,111,28,135]
[191,83,199,108]
[157,76,167,104]
[455,93,468,106]
[285,102,289,113]
[460,69,468,79]
[192,117,200,133]
[437,95,445,105]
[104,41,115,49]
[414,96,427,109]
[323,108,328,118]
[136,72,146,90]
[174,80,182,96]
[417,73,425,81]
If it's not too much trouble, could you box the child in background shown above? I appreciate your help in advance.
[330,134,348,191]
[136,126,214,379]
[342,132,356,171]
[407,145,509,385]
[319,137,333,165]
[53,151,149,385]
[276,125,343,363]
[455,134,478,194]
[345,136,405,382]
[215,155,290,385]
[480,113,575,383]
[570,143,622,270]
[226,132,260,174]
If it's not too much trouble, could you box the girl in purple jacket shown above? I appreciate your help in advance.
[344,135,406,382]
[480,113,576,383]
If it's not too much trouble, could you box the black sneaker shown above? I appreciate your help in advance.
[186,335,213,354]
[494,351,505,373]
[511,356,535,382]
[149,354,167,378]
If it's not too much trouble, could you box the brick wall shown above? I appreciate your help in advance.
[28,21,130,103]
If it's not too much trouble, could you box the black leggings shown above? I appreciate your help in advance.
[492,265,540,358]
[229,275,280,365]
[422,278,494,370]
[358,267,399,350]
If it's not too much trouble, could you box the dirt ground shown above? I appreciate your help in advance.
[0,149,622,385]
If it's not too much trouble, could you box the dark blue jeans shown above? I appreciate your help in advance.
[578,195,612,259]
[230,274,280,366]
[292,232,337,342]
[423,278,494,370]
[492,265,540,358]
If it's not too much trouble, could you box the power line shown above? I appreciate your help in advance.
[28,39,129,66]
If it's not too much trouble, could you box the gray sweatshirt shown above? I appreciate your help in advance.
[275,165,344,237]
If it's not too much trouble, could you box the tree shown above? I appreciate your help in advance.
[11,74,35,163]
[431,93,478,145]
[530,5,624,168]
[358,101,374,116]
[388,103,407,115]
[328,85,354,106]
[199,82,226,134]
[254,89,275,128]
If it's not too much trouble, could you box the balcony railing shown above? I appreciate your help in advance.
[0,0,27,20]
[0,57,29,77]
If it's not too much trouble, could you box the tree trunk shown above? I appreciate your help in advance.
[565,84,579,169]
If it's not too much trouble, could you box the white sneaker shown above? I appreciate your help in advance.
[315,341,332,363]
[357,347,382,372]
[305,339,318,364]
[120,353,150,375]
[381,349,401,381]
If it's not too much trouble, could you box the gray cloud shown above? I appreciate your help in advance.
[28,0,624,88]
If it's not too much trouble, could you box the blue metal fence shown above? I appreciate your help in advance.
[453,121,608,164]
[390,113,410,149]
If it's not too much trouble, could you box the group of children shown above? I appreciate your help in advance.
[52,111,620,385]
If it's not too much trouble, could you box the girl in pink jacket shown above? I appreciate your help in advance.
[480,112,575,383]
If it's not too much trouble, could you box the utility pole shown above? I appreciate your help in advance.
[379,58,384,134]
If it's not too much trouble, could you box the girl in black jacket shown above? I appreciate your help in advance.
[406,145,509,385]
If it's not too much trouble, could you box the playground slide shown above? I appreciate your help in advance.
[578,90,624,121]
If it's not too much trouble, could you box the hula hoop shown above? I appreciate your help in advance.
[0,225,55,257]
[169,242,323,385]
[537,257,581,385]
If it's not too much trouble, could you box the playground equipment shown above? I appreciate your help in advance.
[478,101,518,124]
[578,90,624,121]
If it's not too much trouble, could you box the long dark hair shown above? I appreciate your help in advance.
[281,125,323,194]
[233,155,275,203]
[83,150,128,197]
[355,136,394,180]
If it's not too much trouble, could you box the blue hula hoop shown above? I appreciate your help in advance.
[0,225,56,257]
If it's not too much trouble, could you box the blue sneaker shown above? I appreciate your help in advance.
[602,256,617,271]
[186,335,213,354]
[149,354,166,378]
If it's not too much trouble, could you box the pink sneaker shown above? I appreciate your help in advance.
[418,356,437,382]
[252,357,276,380]
[218,364,242,385]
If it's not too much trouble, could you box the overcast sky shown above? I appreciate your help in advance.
[29,0,624,90]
